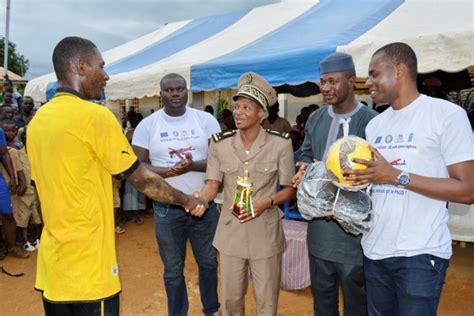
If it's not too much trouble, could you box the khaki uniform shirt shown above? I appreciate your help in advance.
[261,117,293,134]
[207,127,295,259]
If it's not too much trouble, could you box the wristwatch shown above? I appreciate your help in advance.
[396,171,410,188]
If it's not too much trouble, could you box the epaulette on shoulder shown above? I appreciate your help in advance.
[212,130,237,142]
[265,129,290,139]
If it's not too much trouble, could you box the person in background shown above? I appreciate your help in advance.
[347,42,474,316]
[27,36,206,316]
[3,78,22,108]
[0,120,25,259]
[1,92,14,107]
[289,129,303,164]
[205,105,214,116]
[307,103,320,113]
[123,112,146,225]
[220,108,236,132]
[13,96,36,128]
[261,101,293,134]
[1,120,41,251]
[1,105,16,121]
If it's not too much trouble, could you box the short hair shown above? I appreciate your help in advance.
[0,119,16,128]
[308,103,320,111]
[160,73,186,89]
[373,42,418,81]
[204,105,214,114]
[222,108,233,118]
[0,106,14,120]
[23,96,34,103]
[52,36,98,81]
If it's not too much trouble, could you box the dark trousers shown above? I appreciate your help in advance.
[153,201,220,316]
[364,254,449,316]
[43,294,119,316]
[309,255,367,316]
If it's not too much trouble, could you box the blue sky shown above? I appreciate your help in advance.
[1,0,277,79]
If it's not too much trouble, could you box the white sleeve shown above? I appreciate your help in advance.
[440,107,474,166]
[205,113,221,138]
[131,117,150,149]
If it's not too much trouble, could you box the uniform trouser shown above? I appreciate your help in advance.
[220,253,282,316]
[309,254,367,316]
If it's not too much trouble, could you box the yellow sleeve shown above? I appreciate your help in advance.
[88,107,138,176]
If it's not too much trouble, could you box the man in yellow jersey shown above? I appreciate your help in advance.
[27,36,206,316]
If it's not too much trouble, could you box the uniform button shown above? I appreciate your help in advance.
[244,161,249,165]
[226,168,230,171]
[264,168,268,171]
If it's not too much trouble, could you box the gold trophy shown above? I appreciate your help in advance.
[232,170,255,218]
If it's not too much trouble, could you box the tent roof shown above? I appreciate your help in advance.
[0,67,24,82]
[25,0,474,102]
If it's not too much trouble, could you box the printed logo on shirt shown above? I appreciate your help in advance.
[372,184,406,196]
[374,133,416,147]
[168,146,194,160]
[160,132,169,138]
[112,264,119,276]
[395,134,404,143]
[121,150,131,156]
[390,158,406,166]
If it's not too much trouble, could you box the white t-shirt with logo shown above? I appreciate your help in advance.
[132,107,221,194]
[362,94,474,260]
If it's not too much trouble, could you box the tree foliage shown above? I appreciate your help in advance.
[0,37,29,77]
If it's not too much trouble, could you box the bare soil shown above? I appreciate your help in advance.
[1,217,473,315]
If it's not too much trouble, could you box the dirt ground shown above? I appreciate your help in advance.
[1,216,473,316]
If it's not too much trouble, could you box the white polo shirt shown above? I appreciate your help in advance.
[362,95,474,260]
[133,106,220,194]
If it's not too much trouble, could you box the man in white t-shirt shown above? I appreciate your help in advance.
[132,73,221,315]
[347,42,474,315]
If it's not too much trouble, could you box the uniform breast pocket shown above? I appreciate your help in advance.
[220,164,239,176]
[255,162,277,187]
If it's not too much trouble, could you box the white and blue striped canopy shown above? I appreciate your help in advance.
[25,0,473,102]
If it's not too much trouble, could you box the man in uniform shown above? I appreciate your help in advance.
[27,36,206,316]
[292,52,377,315]
[197,72,295,315]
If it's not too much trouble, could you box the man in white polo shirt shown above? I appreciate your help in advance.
[132,73,221,316]
[347,42,474,315]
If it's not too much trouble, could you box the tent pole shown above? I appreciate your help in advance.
[278,93,288,120]
[3,0,11,77]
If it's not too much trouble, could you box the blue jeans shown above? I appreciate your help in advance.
[153,201,220,316]
[364,254,449,316]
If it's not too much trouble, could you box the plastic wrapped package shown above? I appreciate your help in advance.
[332,189,372,235]
[297,162,336,219]
[297,162,372,235]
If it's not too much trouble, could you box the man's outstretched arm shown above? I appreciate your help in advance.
[120,162,207,215]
